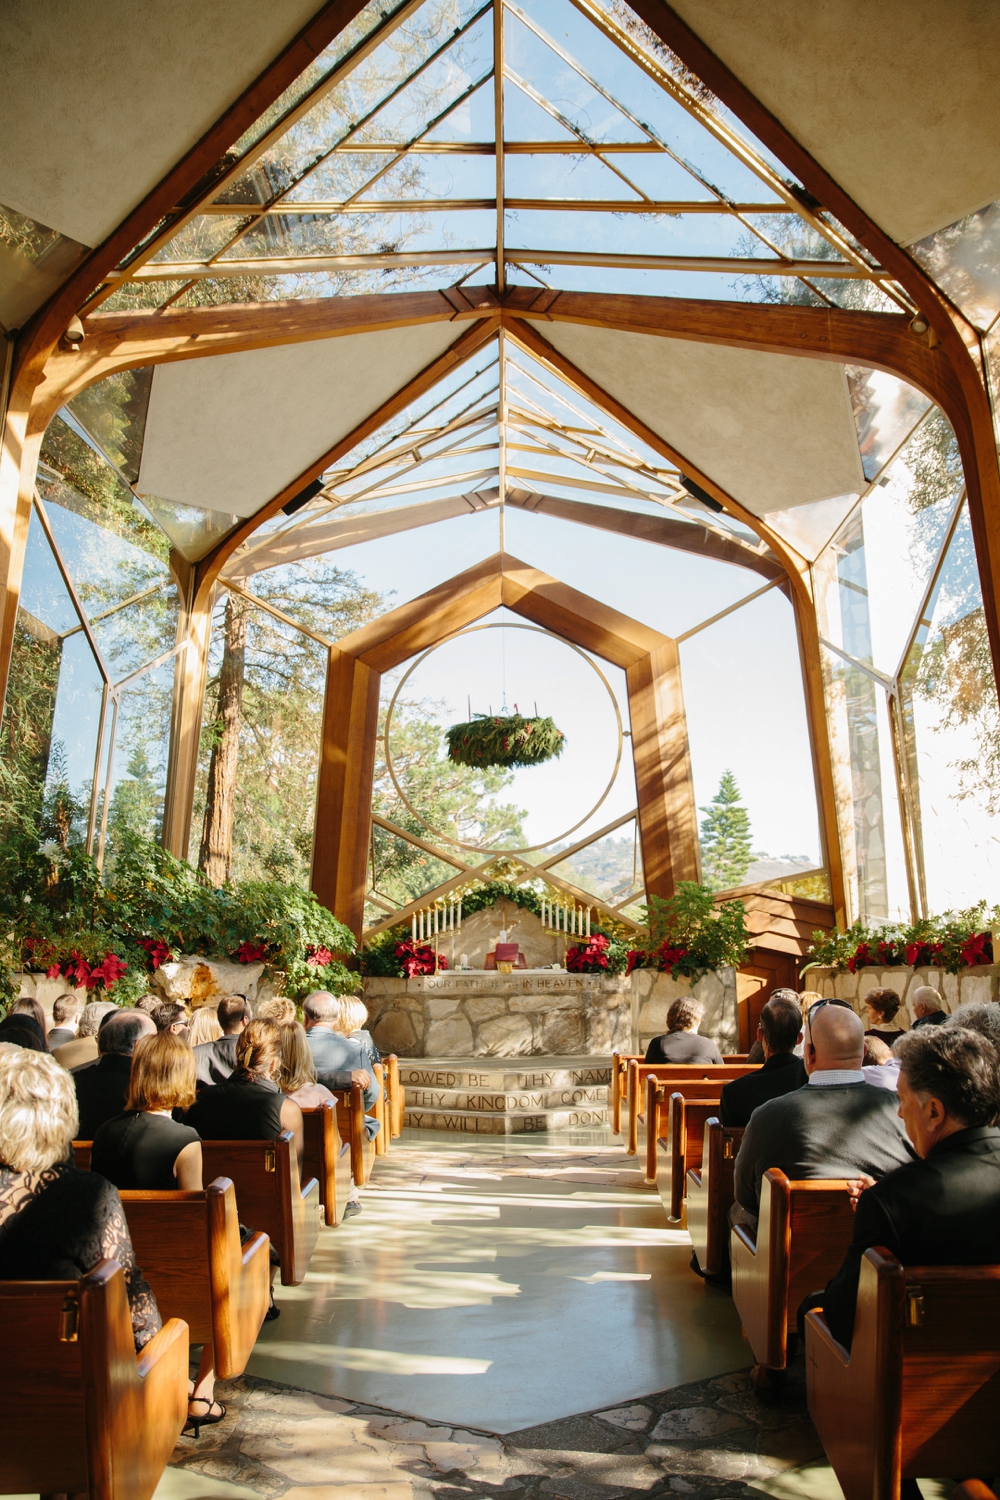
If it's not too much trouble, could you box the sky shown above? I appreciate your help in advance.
[331,502,822,863]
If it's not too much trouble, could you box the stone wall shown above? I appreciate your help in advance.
[808,964,999,1024]
[362,972,630,1057]
[629,967,739,1054]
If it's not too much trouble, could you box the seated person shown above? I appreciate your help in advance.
[863,987,906,1047]
[279,1022,362,1220]
[861,1035,899,1092]
[47,990,84,1049]
[644,998,723,1066]
[944,1001,1000,1048]
[92,1032,202,1190]
[304,991,381,1138]
[90,1033,225,1433]
[256,997,297,1026]
[0,1048,160,1353]
[11,996,50,1051]
[719,996,806,1127]
[51,999,117,1069]
[746,989,805,1064]
[72,1007,155,1138]
[185,1018,304,1168]
[188,1004,223,1048]
[0,1012,45,1051]
[152,1001,190,1038]
[341,996,381,1068]
[733,1000,911,1228]
[193,996,249,1086]
[910,985,947,1030]
[818,1027,1000,1350]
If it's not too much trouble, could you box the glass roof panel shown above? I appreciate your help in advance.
[909,198,1000,331]
[504,151,639,199]
[219,207,495,260]
[150,215,253,264]
[66,368,153,486]
[505,206,773,257]
[354,151,497,199]
[419,77,496,140]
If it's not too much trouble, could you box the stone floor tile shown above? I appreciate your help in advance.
[594,1407,652,1432]
[280,1487,414,1500]
[649,1410,749,1442]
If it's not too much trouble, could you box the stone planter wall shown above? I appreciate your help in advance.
[14,973,89,1027]
[807,964,999,1023]
[362,972,631,1057]
[629,966,739,1055]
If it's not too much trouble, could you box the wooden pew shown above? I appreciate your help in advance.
[385,1053,404,1137]
[302,1099,353,1226]
[372,1060,388,1156]
[732,1168,854,1387]
[201,1132,321,1285]
[806,1252,1000,1500]
[119,1178,270,1377]
[337,1080,376,1187]
[644,1079,722,1213]
[686,1118,744,1276]
[611,1052,749,1139]
[0,1259,188,1500]
[627,1059,759,1155]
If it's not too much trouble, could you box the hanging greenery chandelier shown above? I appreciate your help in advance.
[446,711,565,769]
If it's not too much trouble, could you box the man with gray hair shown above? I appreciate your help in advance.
[733,1000,911,1225]
[911,985,947,1029]
[304,992,379,1113]
[72,1008,156,1137]
[816,1026,1000,1351]
[944,1001,1000,1048]
[51,999,118,1070]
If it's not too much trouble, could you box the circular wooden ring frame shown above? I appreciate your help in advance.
[383,621,624,856]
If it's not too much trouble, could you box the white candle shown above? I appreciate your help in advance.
[457,900,462,929]
[586,908,591,937]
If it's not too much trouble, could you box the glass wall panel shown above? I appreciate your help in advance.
[909,199,1000,330]
[0,201,88,328]
[898,505,1000,911]
[0,608,63,842]
[103,656,178,851]
[66,369,153,484]
[545,819,643,910]
[45,634,106,845]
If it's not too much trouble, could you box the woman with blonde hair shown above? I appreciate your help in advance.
[256,996,297,1026]
[0,1048,160,1350]
[188,1004,224,1048]
[279,1022,336,1109]
[92,1032,202,1191]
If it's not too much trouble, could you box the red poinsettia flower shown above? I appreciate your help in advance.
[656,942,689,974]
[567,935,610,973]
[139,937,173,970]
[235,940,268,964]
[847,941,872,974]
[90,953,128,990]
[306,945,334,968]
[395,940,448,977]
[960,931,992,967]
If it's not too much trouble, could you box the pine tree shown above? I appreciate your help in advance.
[700,770,753,892]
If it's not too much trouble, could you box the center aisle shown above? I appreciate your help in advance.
[248,1127,747,1431]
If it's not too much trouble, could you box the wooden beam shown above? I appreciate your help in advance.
[627,641,700,897]
[500,557,667,668]
[504,318,848,923]
[505,486,788,588]
[32,290,498,434]
[312,648,381,935]
[161,588,214,861]
[620,1,1000,763]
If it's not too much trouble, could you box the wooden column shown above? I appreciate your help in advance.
[161,583,215,862]
[311,647,381,936]
[0,389,39,716]
[627,641,700,898]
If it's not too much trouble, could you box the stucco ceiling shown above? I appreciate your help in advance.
[536,322,865,520]
[136,322,463,516]
[669,0,1000,246]
[0,0,323,246]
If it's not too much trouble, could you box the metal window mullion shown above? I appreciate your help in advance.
[113,640,187,693]
[219,581,335,649]
[819,636,894,691]
[32,493,113,685]
[890,488,968,687]
[885,685,924,921]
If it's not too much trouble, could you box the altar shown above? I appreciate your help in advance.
[362,969,631,1057]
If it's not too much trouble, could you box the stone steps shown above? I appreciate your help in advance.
[398,1056,613,1134]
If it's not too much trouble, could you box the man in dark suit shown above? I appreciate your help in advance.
[193,996,250,1086]
[817,1027,1000,1349]
[733,1001,911,1226]
[72,1008,156,1138]
[720,995,806,1127]
[47,991,83,1050]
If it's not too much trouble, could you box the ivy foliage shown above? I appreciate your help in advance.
[0,829,358,1004]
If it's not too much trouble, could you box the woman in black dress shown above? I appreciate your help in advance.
[186,1018,304,1168]
[91,1031,222,1436]
[0,1046,160,1353]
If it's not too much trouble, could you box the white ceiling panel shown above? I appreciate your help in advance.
[669,0,1000,245]
[137,323,464,517]
[538,323,864,518]
[0,0,323,246]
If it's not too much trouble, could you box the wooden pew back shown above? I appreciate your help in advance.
[643,1076,721,1205]
[806,1253,1000,1500]
[302,1100,352,1226]
[0,1260,188,1500]
[200,1132,321,1285]
[732,1169,854,1370]
[372,1060,388,1155]
[119,1178,270,1377]
[686,1118,744,1276]
[626,1059,758,1154]
[336,1080,376,1186]
[385,1053,404,1137]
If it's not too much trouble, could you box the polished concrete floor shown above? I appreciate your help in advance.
[246,1127,748,1433]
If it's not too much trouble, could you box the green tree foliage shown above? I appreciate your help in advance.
[0,618,61,841]
[699,770,753,892]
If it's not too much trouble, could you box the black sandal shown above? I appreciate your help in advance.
[264,1289,281,1321]
[183,1397,227,1438]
